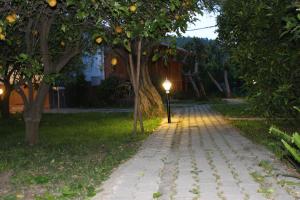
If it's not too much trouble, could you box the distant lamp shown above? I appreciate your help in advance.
[162,79,172,123]
[0,88,4,96]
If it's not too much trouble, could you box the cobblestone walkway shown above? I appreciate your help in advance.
[93,105,300,200]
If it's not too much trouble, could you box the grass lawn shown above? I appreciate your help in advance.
[0,113,161,200]
[211,102,299,164]
[211,102,259,118]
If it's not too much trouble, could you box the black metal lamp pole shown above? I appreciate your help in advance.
[0,89,3,104]
[167,92,171,123]
[162,79,172,124]
[0,90,3,113]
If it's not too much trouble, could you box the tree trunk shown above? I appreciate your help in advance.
[1,82,11,119]
[224,69,232,98]
[128,40,144,135]
[138,62,165,117]
[197,77,207,98]
[207,72,224,93]
[23,83,50,145]
[187,73,201,98]
[24,113,41,146]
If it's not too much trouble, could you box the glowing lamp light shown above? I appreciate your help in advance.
[162,79,172,93]
[162,79,172,123]
[0,88,4,95]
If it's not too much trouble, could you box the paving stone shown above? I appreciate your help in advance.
[92,105,299,200]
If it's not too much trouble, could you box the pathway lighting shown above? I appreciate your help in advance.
[162,79,172,123]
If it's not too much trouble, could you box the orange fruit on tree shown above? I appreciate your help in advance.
[0,33,6,41]
[11,13,17,19]
[48,0,57,7]
[115,26,123,34]
[6,14,17,24]
[111,58,118,66]
[95,36,103,44]
[129,4,137,13]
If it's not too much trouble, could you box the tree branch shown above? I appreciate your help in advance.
[25,19,34,55]
[15,85,29,107]
[55,44,81,72]
[39,14,55,73]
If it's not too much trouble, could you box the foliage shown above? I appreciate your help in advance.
[217,0,300,117]
[90,0,212,133]
[1,0,133,144]
[91,0,208,54]
[269,107,300,164]
[270,127,300,164]
[183,38,207,73]
[0,112,161,199]
[211,102,258,118]
[96,76,133,106]
[0,0,96,79]
[178,37,240,97]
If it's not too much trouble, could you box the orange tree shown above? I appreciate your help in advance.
[91,0,215,134]
[0,18,23,119]
[0,0,106,145]
[1,0,217,144]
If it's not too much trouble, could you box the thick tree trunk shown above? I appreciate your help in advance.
[24,114,41,146]
[207,72,224,93]
[23,83,50,145]
[224,70,232,98]
[1,82,11,118]
[138,63,165,117]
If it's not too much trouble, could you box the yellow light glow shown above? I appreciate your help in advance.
[0,88,3,95]
[162,79,172,93]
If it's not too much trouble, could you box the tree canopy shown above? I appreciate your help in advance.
[0,0,219,144]
[217,0,300,117]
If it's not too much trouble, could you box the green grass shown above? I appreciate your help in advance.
[0,113,161,200]
[211,103,258,118]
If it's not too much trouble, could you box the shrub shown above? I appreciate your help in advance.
[269,107,300,165]
[96,76,133,106]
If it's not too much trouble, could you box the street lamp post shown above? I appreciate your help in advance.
[0,88,4,100]
[162,79,172,123]
[0,88,4,111]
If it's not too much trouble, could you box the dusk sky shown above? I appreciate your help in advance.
[182,11,219,39]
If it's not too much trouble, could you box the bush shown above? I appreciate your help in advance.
[96,76,133,106]
[269,107,300,166]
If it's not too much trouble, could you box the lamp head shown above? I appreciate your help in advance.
[162,79,172,93]
[0,88,3,96]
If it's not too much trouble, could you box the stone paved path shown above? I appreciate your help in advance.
[93,105,300,200]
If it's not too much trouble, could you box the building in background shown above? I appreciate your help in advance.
[83,48,105,86]
[105,44,189,93]
[3,45,188,112]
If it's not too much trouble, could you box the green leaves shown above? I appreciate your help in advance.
[152,53,160,62]
[66,0,75,7]
[17,53,29,61]
[123,39,131,52]
[270,124,300,164]
[218,0,300,117]
[93,0,202,52]
[61,24,67,33]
